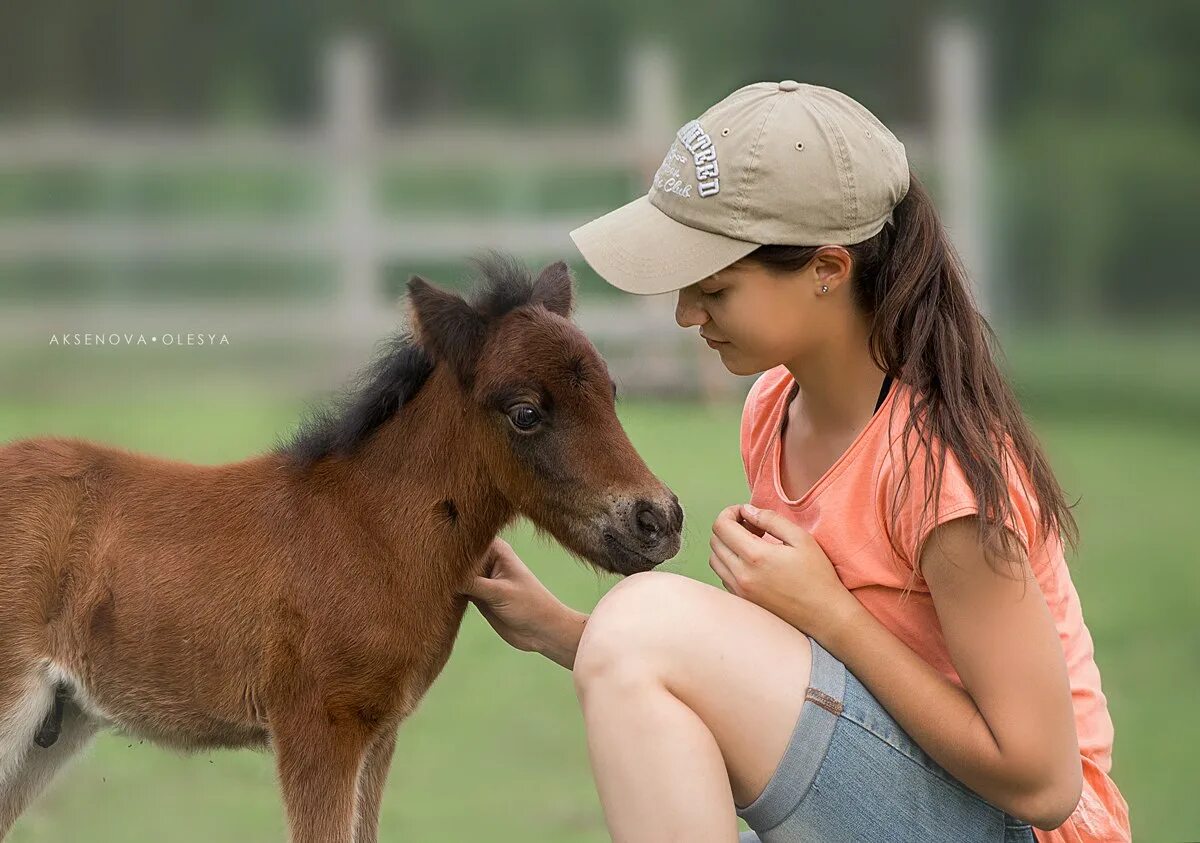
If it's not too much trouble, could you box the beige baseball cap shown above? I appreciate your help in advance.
[570,80,909,295]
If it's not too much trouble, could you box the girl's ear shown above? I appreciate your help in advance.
[531,260,575,318]
[407,276,487,388]
[812,246,853,291]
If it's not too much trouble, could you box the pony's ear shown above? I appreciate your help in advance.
[407,276,487,388]
[531,260,574,318]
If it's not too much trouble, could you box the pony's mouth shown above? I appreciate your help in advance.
[535,498,682,577]
[600,530,673,576]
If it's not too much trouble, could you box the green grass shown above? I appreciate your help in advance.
[0,395,1193,841]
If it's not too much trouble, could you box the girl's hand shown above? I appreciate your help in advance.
[709,503,859,640]
[462,538,588,669]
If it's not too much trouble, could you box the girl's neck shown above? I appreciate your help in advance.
[784,323,888,437]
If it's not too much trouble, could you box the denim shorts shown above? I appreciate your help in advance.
[736,639,1036,843]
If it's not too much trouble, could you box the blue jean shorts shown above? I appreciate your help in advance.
[736,639,1036,843]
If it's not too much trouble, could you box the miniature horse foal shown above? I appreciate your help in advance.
[0,257,683,842]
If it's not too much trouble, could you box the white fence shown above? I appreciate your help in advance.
[0,30,985,399]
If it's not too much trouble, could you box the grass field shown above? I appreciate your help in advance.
[0,394,1195,842]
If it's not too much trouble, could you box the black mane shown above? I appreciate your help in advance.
[276,253,545,469]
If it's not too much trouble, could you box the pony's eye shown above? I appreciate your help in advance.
[509,405,541,431]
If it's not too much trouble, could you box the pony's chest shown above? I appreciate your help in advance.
[301,593,469,727]
[323,589,470,674]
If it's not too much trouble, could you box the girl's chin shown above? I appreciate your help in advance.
[714,346,760,376]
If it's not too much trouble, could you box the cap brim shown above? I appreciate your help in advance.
[569,195,760,296]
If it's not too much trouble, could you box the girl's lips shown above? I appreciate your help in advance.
[703,335,730,348]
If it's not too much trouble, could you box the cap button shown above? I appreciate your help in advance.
[778,79,801,92]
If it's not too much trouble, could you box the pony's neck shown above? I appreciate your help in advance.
[326,364,514,582]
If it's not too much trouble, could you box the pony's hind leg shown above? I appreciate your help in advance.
[0,696,100,839]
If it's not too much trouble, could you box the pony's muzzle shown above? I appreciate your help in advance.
[630,495,684,549]
[600,493,683,573]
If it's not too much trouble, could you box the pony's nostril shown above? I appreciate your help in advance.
[634,504,665,542]
[636,508,658,535]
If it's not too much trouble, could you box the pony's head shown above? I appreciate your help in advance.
[408,256,683,575]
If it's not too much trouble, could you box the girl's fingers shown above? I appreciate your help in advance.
[476,541,504,577]
[712,509,768,561]
[713,505,745,533]
[490,539,535,577]
[739,514,766,538]
[708,532,743,592]
[738,504,806,547]
[463,574,503,602]
[709,553,736,592]
[709,532,741,573]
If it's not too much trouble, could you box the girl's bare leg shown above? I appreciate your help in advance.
[573,572,813,843]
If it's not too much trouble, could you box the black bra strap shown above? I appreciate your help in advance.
[874,373,894,413]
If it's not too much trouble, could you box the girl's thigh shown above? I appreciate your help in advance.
[734,641,1037,843]
[577,571,813,807]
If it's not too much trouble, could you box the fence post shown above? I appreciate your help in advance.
[626,43,724,401]
[628,42,678,186]
[629,43,738,402]
[325,35,380,363]
[932,18,990,317]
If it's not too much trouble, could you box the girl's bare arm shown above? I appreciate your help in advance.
[817,515,1081,830]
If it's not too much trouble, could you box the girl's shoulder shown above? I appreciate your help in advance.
[739,366,794,483]
[876,384,1046,570]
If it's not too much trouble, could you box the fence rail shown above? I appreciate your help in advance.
[0,30,984,399]
[0,126,646,169]
[0,216,590,259]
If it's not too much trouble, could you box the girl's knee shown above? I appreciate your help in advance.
[600,569,692,603]
[573,572,698,696]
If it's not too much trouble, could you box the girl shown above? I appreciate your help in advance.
[463,81,1130,843]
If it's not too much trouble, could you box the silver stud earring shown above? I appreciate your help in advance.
[819,285,829,295]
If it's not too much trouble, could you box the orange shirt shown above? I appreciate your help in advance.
[740,366,1131,843]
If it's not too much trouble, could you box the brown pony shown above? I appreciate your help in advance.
[0,256,683,842]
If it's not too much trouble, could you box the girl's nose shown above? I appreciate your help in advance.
[675,288,707,329]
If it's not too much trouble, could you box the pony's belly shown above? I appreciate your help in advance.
[118,715,271,752]
[46,660,269,752]
[48,574,274,750]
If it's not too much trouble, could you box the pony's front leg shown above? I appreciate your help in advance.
[272,702,375,843]
[352,725,398,843]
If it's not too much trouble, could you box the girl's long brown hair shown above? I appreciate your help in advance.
[748,169,1079,574]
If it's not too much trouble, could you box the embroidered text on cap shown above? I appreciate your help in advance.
[677,119,721,198]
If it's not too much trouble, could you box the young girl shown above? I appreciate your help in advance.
[463,81,1130,843]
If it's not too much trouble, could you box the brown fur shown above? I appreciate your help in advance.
[0,258,682,842]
